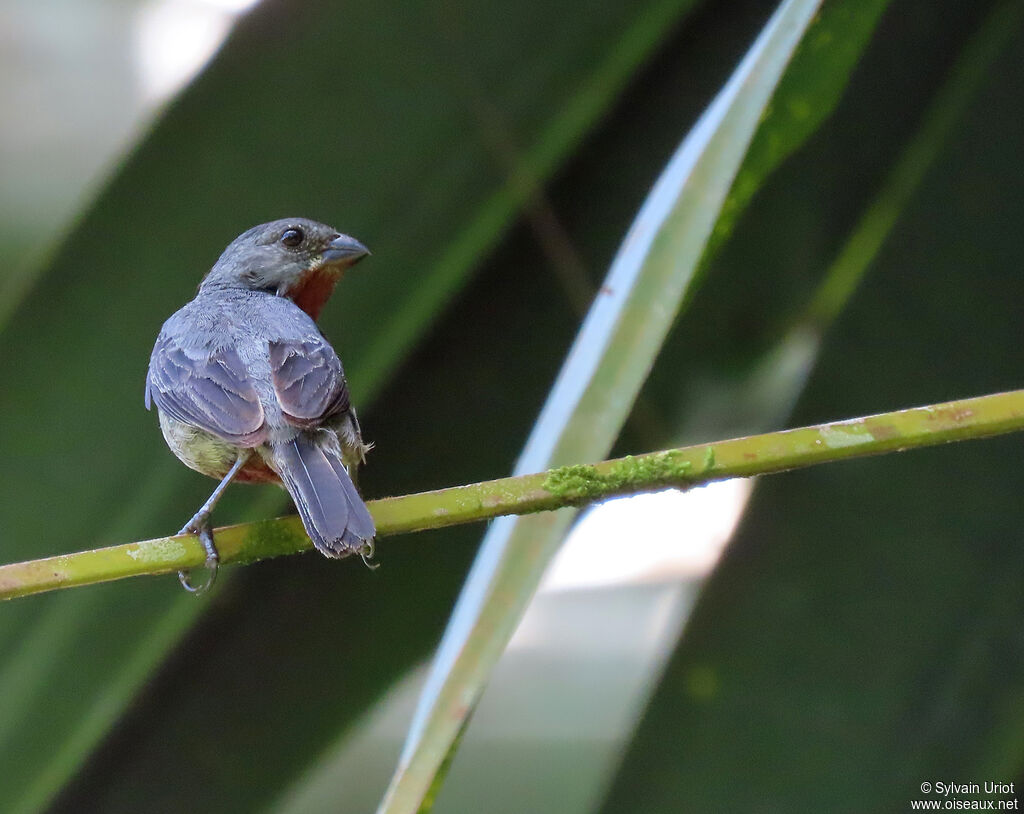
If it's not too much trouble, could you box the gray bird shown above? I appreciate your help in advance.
[145,218,375,592]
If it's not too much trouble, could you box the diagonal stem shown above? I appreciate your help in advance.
[0,388,1021,602]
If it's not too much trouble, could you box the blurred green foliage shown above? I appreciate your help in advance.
[0,0,1020,811]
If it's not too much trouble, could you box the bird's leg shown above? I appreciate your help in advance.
[177,450,251,594]
[178,450,251,535]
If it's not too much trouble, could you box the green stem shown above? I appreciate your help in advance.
[1,388,1021,602]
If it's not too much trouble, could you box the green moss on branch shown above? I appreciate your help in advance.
[544,451,694,500]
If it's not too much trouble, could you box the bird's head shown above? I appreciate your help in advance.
[201,218,369,320]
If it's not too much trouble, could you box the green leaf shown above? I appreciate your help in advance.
[703,0,890,263]
[376,2,829,810]
[601,2,1024,810]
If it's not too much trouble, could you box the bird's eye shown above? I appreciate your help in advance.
[280,228,304,247]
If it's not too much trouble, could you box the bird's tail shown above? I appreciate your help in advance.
[273,434,376,558]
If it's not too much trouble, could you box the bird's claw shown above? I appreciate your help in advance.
[358,539,379,571]
[177,523,219,595]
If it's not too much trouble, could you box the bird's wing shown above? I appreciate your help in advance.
[268,336,350,428]
[146,333,267,446]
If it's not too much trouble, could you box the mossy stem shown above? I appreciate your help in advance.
[0,388,1021,601]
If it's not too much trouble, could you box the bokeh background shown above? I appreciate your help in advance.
[1,0,1022,811]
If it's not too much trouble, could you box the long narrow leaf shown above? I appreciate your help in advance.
[377,1,826,810]
[593,5,1024,806]
[599,3,1024,807]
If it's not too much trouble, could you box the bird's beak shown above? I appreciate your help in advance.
[321,234,370,266]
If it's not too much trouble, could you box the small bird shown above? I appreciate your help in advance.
[145,218,376,592]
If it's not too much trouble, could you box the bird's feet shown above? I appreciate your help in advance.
[177,516,219,595]
[358,539,379,571]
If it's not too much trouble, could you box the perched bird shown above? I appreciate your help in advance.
[145,218,376,592]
